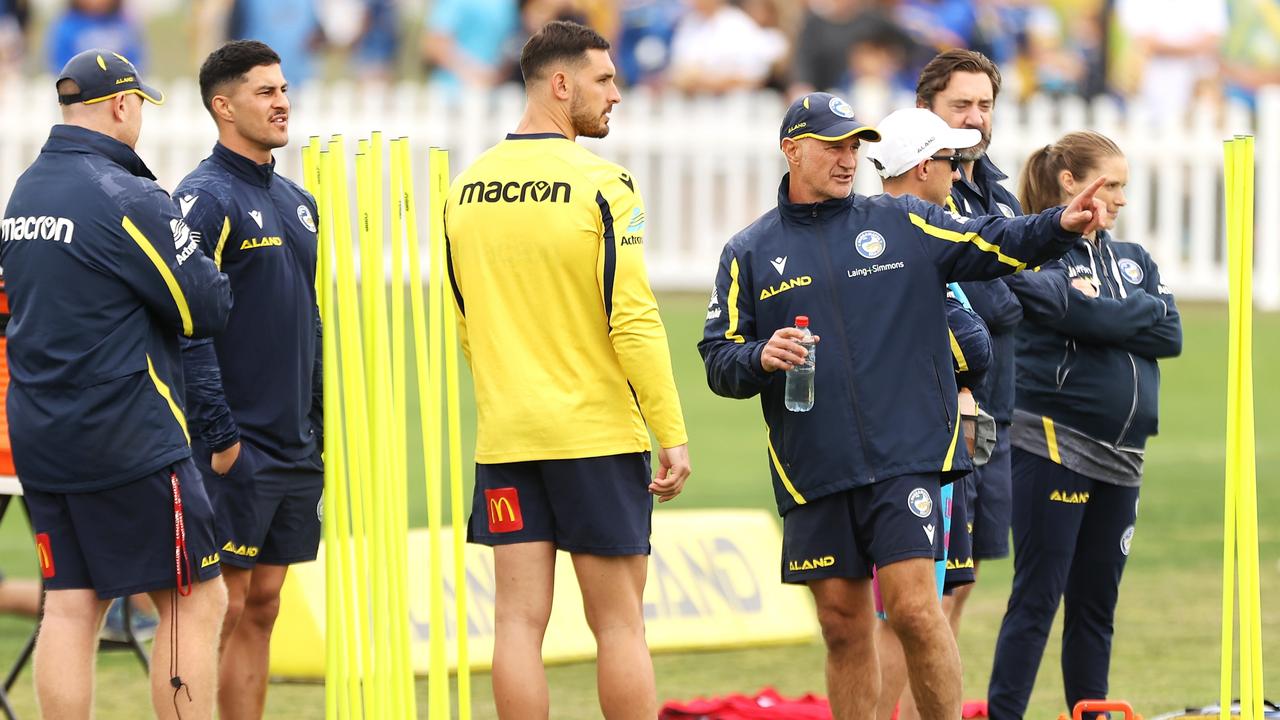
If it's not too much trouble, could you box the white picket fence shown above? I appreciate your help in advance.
[2,79,1277,306]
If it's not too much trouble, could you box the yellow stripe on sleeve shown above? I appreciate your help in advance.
[765,425,806,505]
[122,216,194,337]
[908,212,1026,271]
[941,414,961,472]
[1043,416,1063,464]
[725,256,745,344]
[147,354,190,444]
[948,329,968,372]
[213,216,231,269]
[945,195,960,214]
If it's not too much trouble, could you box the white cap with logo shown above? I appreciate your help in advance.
[864,108,981,180]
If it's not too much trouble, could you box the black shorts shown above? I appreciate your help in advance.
[193,439,323,569]
[944,474,976,592]
[24,458,221,599]
[971,424,1012,560]
[781,473,942,585]
[467,452,652,556]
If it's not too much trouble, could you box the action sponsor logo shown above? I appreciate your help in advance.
[788,555,835,572]
[1,216,75,244]
[1049,490,1090,504]
[485,487,524,533]
[1120,525,1135,556]
[855,230,885,259]
[626,207,645,232]
[706,287,721,320]
[459,179,571,205]
[297,204,317,233]
[222,541,261,558]
[620,235,643,246]
[759,275,811,300]
[1118,258,1144,285]
[908,488,933,518]
[171,219,202,265]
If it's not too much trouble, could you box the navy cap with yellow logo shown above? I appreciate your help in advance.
[780,92,880,144]
[56,49,164,106]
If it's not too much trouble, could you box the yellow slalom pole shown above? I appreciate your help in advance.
[388,138,416,719]
[1221,137,1239,720]
[304,137,324,311]
[436,148,472,720]
[324,145,360,720]
[1239,135,1264,720]
[332,139,372,719]
[393,139,421,719]
[356,146,385,720]
[316,145,344,720]
[1231,137,1255,720]
[425,146,450,719]
[407,142,448,718]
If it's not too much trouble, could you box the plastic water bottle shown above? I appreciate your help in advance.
[784,316,815,412]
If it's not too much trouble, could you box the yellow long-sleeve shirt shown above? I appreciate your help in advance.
[445,133,687,463]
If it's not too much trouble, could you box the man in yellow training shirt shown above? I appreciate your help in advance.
[444,20,692,720]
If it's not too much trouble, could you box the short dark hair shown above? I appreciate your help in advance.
[519,20,610,84]
[198,40,282,113]
[915,49,1002,109]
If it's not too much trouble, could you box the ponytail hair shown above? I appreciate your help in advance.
[1018,131,1124,213]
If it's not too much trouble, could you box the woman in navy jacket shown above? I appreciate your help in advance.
[988,131,1182,719]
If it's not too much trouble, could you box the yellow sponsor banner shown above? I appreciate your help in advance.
[269,509,818,677]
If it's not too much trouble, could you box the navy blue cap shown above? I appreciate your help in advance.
[780,92,880,143]
[56,49,164,106]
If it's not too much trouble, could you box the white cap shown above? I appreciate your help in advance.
[864,108,981,179]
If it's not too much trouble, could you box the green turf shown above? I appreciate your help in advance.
[0,296,1274,719]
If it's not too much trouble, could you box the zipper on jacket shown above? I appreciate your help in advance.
[931,361,953,431]
[1055,339,1075,390]
[812,223,875,479]
[1117,352,1140,445]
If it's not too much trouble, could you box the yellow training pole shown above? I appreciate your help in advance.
[332,139,372,719]
[324,145,360,720]
[357,146,388,720]
[1222,136,1239,720]
[407,142,449,718]
[388,138,416,719]
[393,139,422,718]
[1232,137,1255,720]
[435,148,472,720]
[1238,135,1264,720]
[426,146,450,719]
[304,137,324,308]
[316,145,344,720]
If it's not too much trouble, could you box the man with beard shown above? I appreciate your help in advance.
[174,40,322,720]
[444,20,691,719]
[913,50,1068,650]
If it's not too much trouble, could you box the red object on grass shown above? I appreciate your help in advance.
[659,687,832,719]
[963,699,990,717]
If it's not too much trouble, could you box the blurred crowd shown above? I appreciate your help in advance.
[1,0,1278,118]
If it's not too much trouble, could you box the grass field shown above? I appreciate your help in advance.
[0,295,1274,719]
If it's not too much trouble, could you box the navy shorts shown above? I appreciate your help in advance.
[781,473,942,585]
[971,424,1012,560]
[24,458,221,599]
[467,453,652,556]
[193,439,323,569]
[944,474,976,592]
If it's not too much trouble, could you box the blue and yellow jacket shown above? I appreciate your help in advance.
[1014,231,1181,450]
[0,126,231,492]
[698,175,1078,516]
[174,143,322,465]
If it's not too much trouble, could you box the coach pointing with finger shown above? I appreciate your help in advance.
[699,91,1107,720]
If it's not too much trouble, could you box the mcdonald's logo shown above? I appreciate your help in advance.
[34,533,54,579]
[485,487,524,533]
